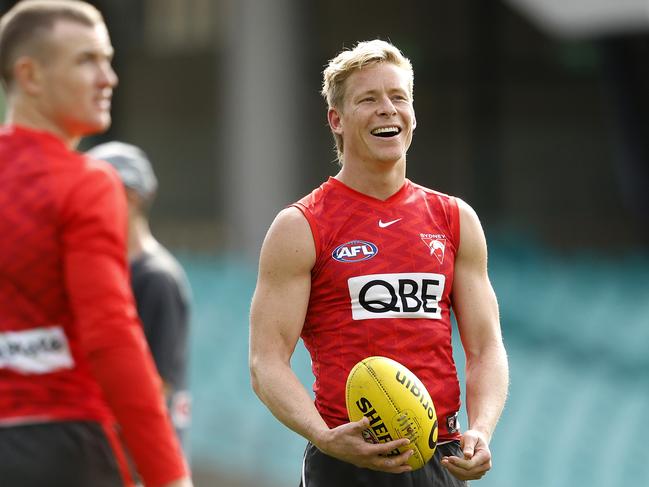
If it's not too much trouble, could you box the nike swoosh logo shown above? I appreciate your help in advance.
[378,218,402,228]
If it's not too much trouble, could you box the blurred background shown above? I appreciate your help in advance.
[2,0,649,485]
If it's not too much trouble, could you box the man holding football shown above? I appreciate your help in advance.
[249,39,508,486]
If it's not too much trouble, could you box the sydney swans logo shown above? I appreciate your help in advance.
[420,234,446,264]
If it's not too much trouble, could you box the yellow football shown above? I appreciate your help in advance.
[345,356,438,470]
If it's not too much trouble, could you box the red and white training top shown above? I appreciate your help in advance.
[0,126,187,487]
[294,177,463,442]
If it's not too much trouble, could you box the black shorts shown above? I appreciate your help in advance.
[0,421,133,487]
[300,440,469,487]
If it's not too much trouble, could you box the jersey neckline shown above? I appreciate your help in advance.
[326,176,411,206]
[2,124,68,152]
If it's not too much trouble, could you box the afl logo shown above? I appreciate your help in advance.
[332,240,378,263]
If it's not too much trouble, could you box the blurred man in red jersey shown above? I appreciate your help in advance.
[0,2,192,486]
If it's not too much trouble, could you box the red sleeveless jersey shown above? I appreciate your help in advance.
[294,177,462,441]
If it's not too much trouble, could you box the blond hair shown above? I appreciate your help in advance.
[321,39,414,162]
[0,0,104,88]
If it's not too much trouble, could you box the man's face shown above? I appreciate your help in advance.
[34,20,118,140]
[329,62,416,166]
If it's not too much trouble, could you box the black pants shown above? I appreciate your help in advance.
[0,421,126,487]
[300,441,469,487]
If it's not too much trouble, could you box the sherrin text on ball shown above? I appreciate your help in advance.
[345,356,438,470]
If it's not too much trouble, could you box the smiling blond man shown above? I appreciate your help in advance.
[250,40,509,487]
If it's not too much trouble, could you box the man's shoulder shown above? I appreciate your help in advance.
[52,154,124,224]
[0,127,123,213]
[0,126,71,172]
[294,177,334,208]
[131,246,192,309]
[10,133,121,191]
[406,179,455,201]
[74,153,122,186]
[132,246,188,285]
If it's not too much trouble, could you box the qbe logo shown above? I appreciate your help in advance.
[347,273,445,320]
[332,240,378,263]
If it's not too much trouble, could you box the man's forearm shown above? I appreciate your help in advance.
[251,360,329,446]
[464,343,509,442]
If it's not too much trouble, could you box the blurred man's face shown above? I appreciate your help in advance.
[329,62,416,166]
[34,20,118,141]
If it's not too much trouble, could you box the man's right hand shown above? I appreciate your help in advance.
[314,417,414,473]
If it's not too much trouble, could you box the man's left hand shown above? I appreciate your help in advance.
[440,429,492,481]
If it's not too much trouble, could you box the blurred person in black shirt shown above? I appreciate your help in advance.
[87,141,192,450]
